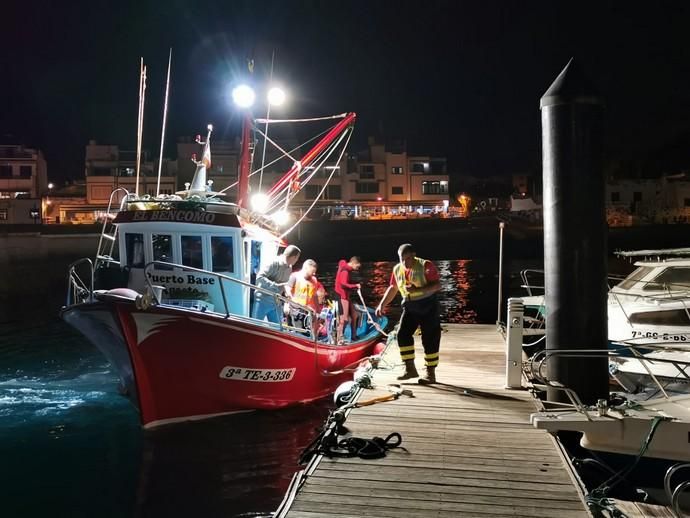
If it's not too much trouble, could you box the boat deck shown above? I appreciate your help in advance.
[284,324,592,517]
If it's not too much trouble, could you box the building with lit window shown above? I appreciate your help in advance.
[0,143,48,224]
[333,137,450,216]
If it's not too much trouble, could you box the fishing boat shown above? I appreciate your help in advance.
[60,67,388,428]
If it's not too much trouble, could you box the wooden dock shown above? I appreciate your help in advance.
[284,324,592,518]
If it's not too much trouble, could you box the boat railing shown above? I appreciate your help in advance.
[520,269,544,296]
[521,268,690,299]
[529,345,690,403]
[664,463,690,517]
[66,258,94,306]
[143,260,319,340]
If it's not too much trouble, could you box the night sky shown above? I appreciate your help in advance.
[3,1,690,183]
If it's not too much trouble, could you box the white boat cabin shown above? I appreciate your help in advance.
[112,205,283,318]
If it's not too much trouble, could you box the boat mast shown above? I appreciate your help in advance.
[156,49,172,197]
[237,114,251,208]
[135,58,147,198]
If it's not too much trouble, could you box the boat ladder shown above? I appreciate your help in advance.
[95,188,130,269]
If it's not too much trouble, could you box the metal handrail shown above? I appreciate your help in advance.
[664,463,690,518]
[143,261,374,375]
[529,346,690,403]
[521,268,690,299]
[520,269,544,296]
[95,187,130,268]
[143,260,318,338]
[66,258,94,306]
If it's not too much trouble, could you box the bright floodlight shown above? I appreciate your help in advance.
[232,84,255,108]
[267,87,286,106]
[272,209,290,226]
[251,192,270,213]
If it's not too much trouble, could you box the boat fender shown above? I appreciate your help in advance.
[334,381,356,407]
[373,342,386,355]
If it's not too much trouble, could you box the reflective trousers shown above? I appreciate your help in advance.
[397,295,441,367]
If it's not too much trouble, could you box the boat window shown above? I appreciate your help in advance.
[617,267,653,290]
[629,309,690,326]
[181,235,203,269]
[644,267,690,292]
[152,234,173,269]
[211,236,234,273]
[125,233,145,268]
[251,241,262,278]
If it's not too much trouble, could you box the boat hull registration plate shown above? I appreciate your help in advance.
[219,366,296,382]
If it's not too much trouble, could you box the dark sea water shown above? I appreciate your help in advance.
[0,256,537,518]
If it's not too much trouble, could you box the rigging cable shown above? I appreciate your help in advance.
[279,128,352,238]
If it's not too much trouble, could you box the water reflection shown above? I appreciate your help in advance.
[318,259,492,324]
[134,405,329,518]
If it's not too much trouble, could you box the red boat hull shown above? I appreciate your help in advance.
[64,301,383,427]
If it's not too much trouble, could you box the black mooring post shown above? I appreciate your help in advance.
[540,59,609,405]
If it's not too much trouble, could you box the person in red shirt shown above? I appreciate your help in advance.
[376,243,441,384]
[334,256,362,343]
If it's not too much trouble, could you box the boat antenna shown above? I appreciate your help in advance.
[135,58,147,198]
[258,49,275,191]
[156,48,172,197]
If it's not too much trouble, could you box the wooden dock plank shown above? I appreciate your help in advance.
[285,324,591,517]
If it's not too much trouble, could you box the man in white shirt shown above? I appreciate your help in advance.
[252,245,301,323]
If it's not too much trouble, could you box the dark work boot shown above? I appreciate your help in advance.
[397,360,419,380]
[418,366,437,385]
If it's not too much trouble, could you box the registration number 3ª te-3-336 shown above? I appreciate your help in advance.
[218,366,296,382]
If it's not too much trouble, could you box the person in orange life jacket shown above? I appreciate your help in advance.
[335,256,362,344]
[375,243,441,384]
[286,259,324,336]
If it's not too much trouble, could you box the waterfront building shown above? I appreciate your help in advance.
[0,143,48,224]
[48,141,179,224]
[85,141,177,205]
[607,175,690,225]
[330,137,451,218]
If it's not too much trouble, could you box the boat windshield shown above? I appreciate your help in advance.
[617,266,654,290]
[643,267,690,292]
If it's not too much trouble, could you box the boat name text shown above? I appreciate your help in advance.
[147,272,216,285]
[133,210,217,223]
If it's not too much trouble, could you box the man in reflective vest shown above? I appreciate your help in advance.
[375,243,441,383]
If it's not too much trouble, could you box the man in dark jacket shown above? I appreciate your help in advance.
[335,256,361,343]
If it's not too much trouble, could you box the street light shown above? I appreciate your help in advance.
[232,84,255,109]
[267,86,286,107]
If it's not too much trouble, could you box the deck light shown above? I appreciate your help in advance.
[272,209,290,226]
[232,84,255,108]
[251,192,270,213]
[267,87,286,107]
